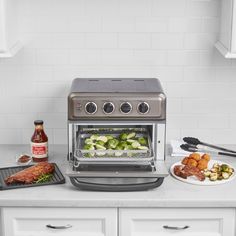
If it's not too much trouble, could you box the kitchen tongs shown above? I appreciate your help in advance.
[181,144,236,158]
[183,137,236,154]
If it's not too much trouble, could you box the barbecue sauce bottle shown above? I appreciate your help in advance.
[31,120,48,162]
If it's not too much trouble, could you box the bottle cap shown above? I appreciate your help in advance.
[34,120,44,125]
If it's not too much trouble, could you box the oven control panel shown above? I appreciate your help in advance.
[69,94,166,119]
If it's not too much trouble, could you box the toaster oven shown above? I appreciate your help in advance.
[66,78,168,191]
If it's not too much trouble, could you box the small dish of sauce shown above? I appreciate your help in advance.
[16,154,32,165]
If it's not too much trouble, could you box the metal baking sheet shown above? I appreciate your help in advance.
[75,129,153,162]
[0,163,65,190]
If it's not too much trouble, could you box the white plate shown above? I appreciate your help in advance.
[170,160,236,186]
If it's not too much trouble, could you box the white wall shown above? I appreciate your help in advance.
[0,0,235,145]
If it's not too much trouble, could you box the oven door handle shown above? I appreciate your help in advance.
[46,224,72,229]
[163,225,189,230]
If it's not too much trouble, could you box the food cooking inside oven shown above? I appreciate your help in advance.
[77,128,152,160]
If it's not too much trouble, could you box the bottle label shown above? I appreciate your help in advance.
[31,142,48,159]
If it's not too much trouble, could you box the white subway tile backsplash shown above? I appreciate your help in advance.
[168,115,198,129]
[102,17,135,32]
[198,115,229,129]
[53,129,67,144]
[85,33,118,49]
[152,34,184,49]
[167,51,200,66]
[36,49,69,65]
[33,82,70,98]
[70,49,101,65]
[0,0,235,144]
[36,15,69,33]
[184,34,217,50]
[119,0,151,17]
[0,130,22,144]
[118,33,151,49]
[166,98,182,114]
[68,17,102,33]
[101,49,134,65]
[38,113,67,129]
[151,0,187,17]
[134,50,167,66]
[52,33,85,49]
[135,18,168,33]
[150,67,183,82]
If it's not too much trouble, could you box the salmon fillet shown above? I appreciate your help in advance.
[5,162,55,185]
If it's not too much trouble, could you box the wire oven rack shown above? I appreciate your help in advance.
[74,128,154,162]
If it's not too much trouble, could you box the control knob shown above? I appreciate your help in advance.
[85,102,97,114]
[138,102,149,114]
[103,102,115,114]
[120,102,132,114]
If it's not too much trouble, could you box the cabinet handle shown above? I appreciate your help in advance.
[163,225,189,230]
[46,224,72,229]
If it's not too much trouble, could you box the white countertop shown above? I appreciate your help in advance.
[0,145,236,208]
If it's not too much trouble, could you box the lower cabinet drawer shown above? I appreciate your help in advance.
[119,208,235,236]
[2,207,117,236]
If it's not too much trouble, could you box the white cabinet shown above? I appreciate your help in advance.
[119,208,235,236]
[216,0,236,58]
[2,207,117,236]
[0,0,22,57]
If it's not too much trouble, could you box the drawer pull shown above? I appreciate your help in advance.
[46,224,72,229]
[163,225,189,230]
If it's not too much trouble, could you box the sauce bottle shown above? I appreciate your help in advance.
[31,120,48,162]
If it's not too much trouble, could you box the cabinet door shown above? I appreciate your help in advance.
[0,0,21,57]
[120,208,235,236]
[231,0,236,53]
[2,207,117,236]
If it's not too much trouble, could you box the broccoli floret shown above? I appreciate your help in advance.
[120,141,129,149]
[90,134,99,141]
[127,139,136,143]
[124,145,133,150]
[97,136,108,143]
[131,141,141,149]
[96,140,105,146]
[107,139,119,149]
[84,144,95,150]
[95,144,106,150]
[84,138,94,145]
[127,132,136,139]
[105,135,114,141]
[120,133,128,140]
[138,137,148,146]
[114,145,124,156]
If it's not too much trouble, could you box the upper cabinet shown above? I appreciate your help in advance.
[216,0,236,58]
[0,0,22,58]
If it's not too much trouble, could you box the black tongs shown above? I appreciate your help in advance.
[180,143,236,158]
[183,137,236,155]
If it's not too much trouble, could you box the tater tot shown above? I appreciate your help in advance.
[201,154,211,161]
[186,158,198,167]
[189,152,201,161]
[181,157,189,165]
[197,159,208,170]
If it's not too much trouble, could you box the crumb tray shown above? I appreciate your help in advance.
[0,163,65,190]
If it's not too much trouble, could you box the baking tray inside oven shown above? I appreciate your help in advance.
[74,128,154,162]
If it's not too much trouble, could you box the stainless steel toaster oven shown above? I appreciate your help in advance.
[66,78,168,191]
